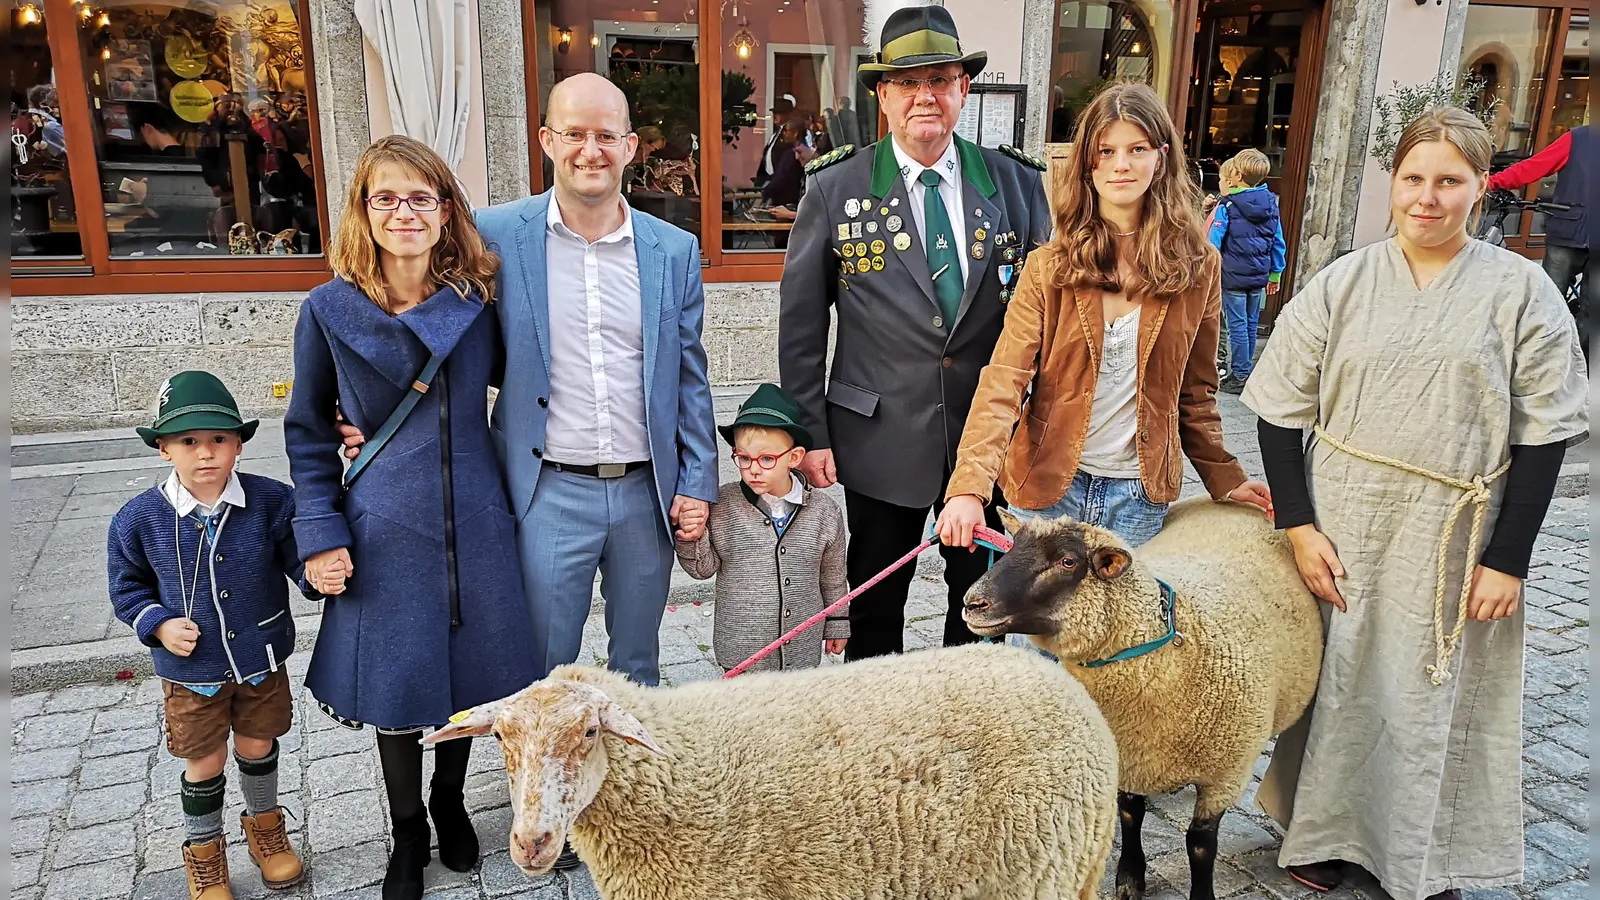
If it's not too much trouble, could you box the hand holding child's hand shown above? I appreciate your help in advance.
[157,618,200,656]
[307,548,353,595]
[672,496,710,542]
[825,638,847,656]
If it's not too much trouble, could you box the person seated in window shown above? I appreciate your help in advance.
[26,85,65,154]
[627,125,667,191]
[119,102,215,248]
[762,120,813,211]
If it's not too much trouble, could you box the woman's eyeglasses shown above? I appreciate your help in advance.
[366,194,443,212]
[732,452,785,470]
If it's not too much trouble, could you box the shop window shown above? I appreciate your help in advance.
[1048,0,1176,142]
[75,0,323,258]
[717,0,875,255]
[11,2,83,261]
[532,4,704,241]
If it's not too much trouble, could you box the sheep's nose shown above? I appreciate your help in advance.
[963,595,992,613]
[511,831,551,862]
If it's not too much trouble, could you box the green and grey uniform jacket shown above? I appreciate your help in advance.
[778,136,1053,509]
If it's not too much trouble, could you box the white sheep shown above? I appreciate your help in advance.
[425,642,1118,900]
[962,498,1324,900]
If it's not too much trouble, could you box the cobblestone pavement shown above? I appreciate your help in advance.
[10,391,1589,900]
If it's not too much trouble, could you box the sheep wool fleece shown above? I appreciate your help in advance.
[560,643,1118,900]
[1242,239,1589,899]
[1049,498,1324,820]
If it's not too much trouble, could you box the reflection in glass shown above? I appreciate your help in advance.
[535,3,703,240]
[11,3,84,260]
[78,1,322,258]
[1530,12,1589,238]
[720,0,871,252]
[1048,0,1175,143]
[1184,11,1305,195]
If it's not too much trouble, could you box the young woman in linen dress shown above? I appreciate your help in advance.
[1243,108,1587,899]
[284,136,539,900]
[935,82,1271,551]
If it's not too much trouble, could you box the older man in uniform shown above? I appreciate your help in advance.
[779,5,1053,661]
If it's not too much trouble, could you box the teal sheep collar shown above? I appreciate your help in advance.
[1080,579,1183,669]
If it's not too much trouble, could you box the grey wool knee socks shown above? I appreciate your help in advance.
[180,773,226,842]
[236,740,281,816]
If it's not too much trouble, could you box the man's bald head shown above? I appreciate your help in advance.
[546,73,631,134]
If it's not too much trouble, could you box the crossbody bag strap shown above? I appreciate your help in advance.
[342,353,446,491]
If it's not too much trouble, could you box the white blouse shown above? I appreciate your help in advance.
[1077,306,1142,479]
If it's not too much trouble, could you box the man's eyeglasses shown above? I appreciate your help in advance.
[365,194,443,212]
[880,74,962,96]
[548,127,630,147]
[732,452,785,470]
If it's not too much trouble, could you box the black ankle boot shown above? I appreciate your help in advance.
[428,782,480,873]
[383,811,431,900]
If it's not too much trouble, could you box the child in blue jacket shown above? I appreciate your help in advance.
[1207,148,1287,393]
[108,370,312,897]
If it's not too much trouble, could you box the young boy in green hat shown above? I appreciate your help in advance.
[109,370,309,899]
[675,383,849,672]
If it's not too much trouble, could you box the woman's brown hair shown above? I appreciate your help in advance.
[1049,82,1211,296]
[1390,106,1493,230]
[329,135,499,311]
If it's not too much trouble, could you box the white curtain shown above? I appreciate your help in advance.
[354,0,473,170]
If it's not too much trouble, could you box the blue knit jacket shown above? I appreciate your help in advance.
[107,473,309,685]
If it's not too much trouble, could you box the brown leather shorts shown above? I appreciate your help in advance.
[162,671,293,758]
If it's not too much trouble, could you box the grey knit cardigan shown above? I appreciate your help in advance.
[675,476,849,672]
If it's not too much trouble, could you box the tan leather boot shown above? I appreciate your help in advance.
[240,809,305,889]
[182,835,234,900]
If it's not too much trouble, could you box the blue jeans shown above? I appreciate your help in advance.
[1009,470,1170,547]
[517,466,675,685]
[1222,288,1265,380]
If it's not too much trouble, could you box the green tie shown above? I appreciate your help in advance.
[920,169,961,325]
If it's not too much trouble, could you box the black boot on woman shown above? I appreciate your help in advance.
[378,731,433,900]
[428,737,480,872]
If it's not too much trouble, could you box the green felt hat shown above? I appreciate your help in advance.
[858,5,988,92]
[136,370,258,448]
[718,383,813,450]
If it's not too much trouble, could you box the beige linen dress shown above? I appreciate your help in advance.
[1241,238,1587,898]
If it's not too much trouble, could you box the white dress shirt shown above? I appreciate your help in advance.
[544,197,651,465]
[163,468,247,518]
[1077,307,1142,479]
[891,136,969,284]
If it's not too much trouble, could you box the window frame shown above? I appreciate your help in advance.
[519,0,879,281]
[12,0,334,296]
[1464,0,1587,256]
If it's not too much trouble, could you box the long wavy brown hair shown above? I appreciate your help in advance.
[1049,82,1210,296]
[329,135,498,311]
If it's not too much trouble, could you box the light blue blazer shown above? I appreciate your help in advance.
[477,191,719,533]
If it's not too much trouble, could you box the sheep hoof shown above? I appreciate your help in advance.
[1115,871,1147,900]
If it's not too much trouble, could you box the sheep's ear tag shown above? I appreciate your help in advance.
[448,709,472,724]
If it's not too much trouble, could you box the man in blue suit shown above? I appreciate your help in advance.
[341,73,717,708]
[475,73,718,693]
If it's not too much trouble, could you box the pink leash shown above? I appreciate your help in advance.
[722,525,1014,678]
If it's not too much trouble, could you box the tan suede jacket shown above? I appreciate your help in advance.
[945,244,1247,508]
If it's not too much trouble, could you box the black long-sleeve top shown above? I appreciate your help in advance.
[1257,419,1566,578]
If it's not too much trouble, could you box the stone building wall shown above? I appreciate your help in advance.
[11,286,781,434]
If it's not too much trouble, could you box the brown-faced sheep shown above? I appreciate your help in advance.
[425,642,1118,900]
[962,497,1324,900]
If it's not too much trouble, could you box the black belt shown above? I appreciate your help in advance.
[545,460,650,478]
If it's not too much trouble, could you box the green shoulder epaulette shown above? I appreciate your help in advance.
[999,144,1047,172]
[804,144,856,176]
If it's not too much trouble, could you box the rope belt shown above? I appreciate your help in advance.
[1312,424,1511,686]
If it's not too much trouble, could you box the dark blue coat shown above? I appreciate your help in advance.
[284,278,538,730]
[1548,125,1588,250]
[1212,185,1285,292]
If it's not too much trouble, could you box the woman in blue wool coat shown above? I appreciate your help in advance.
[283,135,537,900]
